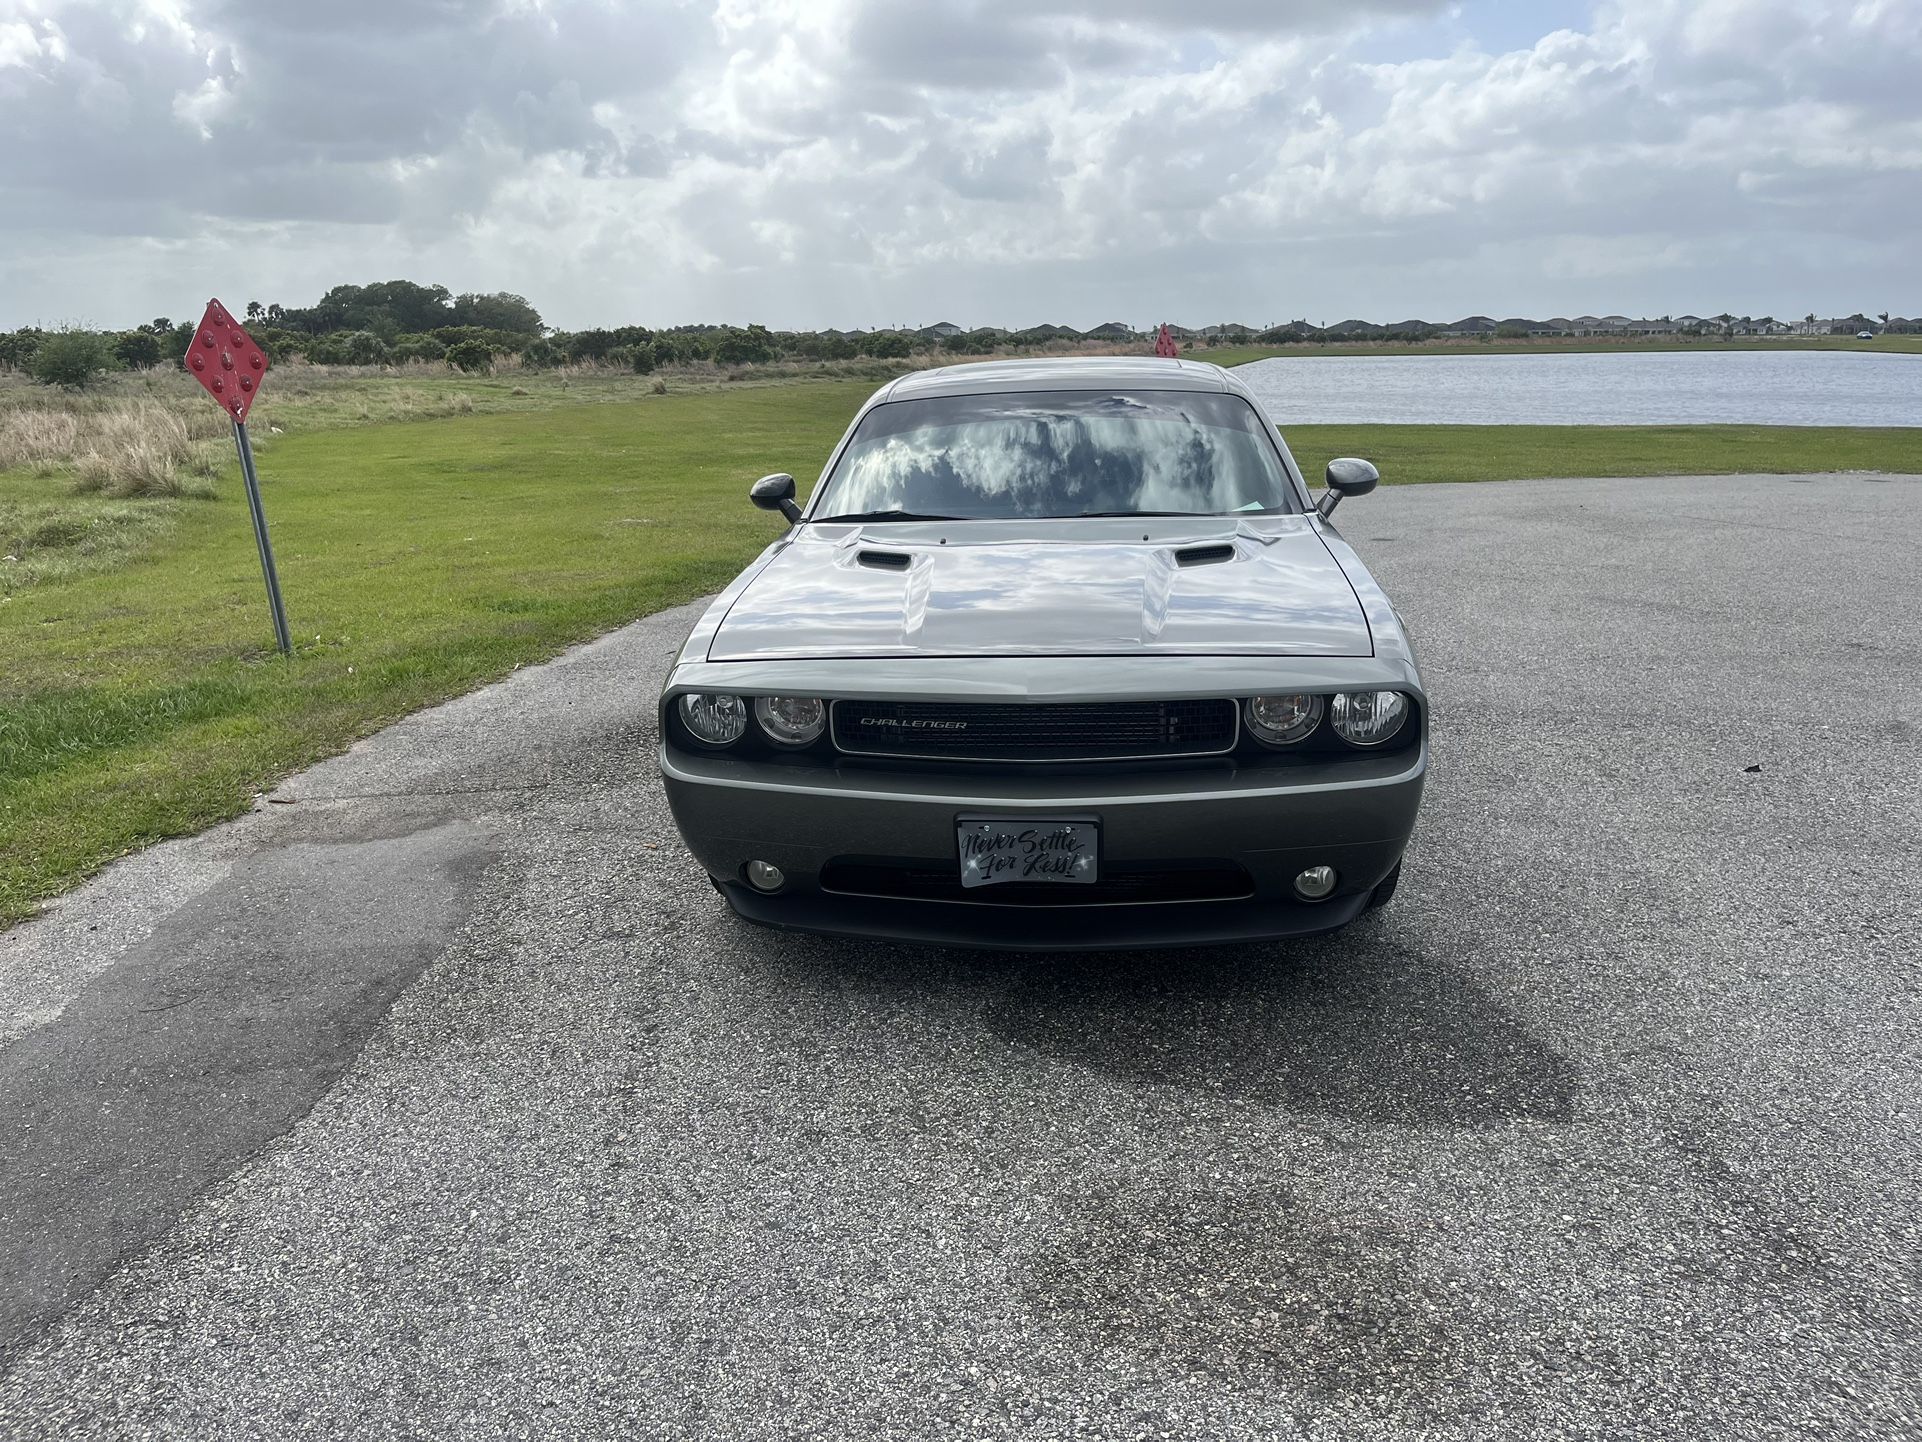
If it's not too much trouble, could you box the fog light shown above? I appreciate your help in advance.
[744,860,786,893]
[1294,865,1338,901]
[754,695,827,747]
[1245,693,1324,747]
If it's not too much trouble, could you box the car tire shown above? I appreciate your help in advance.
[1365,860,1401,910]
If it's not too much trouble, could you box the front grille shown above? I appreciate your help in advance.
[830,698,1237,762]
[820,858,1254,907]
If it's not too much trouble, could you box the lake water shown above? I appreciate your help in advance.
[1235,349,1922,427]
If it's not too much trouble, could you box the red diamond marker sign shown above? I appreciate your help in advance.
[182,296,291,654]
[1154,323,1180,358]
[184,298,270,422]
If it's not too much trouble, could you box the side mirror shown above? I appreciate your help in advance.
[1317,457,1379,518]
[750,472,802,525]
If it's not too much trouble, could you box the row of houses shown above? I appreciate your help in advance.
[837,314,1918,343]
[1177,314,1919,340]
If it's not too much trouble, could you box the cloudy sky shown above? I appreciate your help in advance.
[2,0,1917,332]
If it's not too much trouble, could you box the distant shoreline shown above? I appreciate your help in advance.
[1204,334,1922,367]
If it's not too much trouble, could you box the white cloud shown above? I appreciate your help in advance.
[0,0,1916,329]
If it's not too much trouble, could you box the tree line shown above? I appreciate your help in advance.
[0,278,1120,389]
[21,277,1889,390]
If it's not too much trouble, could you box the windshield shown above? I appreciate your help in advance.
[811,390,1298,521]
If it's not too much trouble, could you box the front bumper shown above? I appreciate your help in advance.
[660,744,1426,951]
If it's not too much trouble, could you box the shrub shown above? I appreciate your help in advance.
[564,328,617,362]
[791,333,855,361]
[0,328,44,371]
[113,330,163,370]
[630,342,657,375]
[518,338,562,369]
[712,327,774,366]
[254,327,307,361]
[393,335,448,363]
[29,329,118,388]
[430,325,530,353]
[563,325,654,362]
[649,335,689,366]
[446,340,493,373]
[339,330,392,365]
[301,333,344,364]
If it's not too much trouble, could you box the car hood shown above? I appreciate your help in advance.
[707,516,1373,660]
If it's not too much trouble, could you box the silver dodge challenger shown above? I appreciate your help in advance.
[658,357,1426,950]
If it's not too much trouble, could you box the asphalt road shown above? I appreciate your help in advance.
[2,473,1918,1440]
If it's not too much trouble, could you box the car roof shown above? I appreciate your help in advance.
[880,356,1236,402]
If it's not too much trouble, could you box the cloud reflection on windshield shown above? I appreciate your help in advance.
[821,391,1294,520]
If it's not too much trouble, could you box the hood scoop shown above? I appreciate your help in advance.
[1174,542,1236,568]
[856,548,912,571]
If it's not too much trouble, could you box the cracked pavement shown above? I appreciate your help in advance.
[1,473,1918,1440]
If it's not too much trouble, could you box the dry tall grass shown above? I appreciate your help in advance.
[72,412,221,497]
[0,408,82,476]
[1,401,225,497]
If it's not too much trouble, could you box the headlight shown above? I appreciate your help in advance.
[1244,694,1324,746]
[678,692,747,746]
[753,695,827,747]
[1330,690,1410,747]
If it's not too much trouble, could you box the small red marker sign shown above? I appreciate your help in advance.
[185,298,270,422]
[183,296,290,652]
[1154,323,1179,358]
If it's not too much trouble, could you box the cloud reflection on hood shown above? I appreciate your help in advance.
[709,515,1373,661]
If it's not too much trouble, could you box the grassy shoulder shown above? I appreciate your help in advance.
[0,380,873,924]
[1282,424,1921,486]
[4,376,1920,925]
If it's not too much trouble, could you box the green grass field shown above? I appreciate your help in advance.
[4,370,1920,925]
[1280,424,1922,486]
[0,380,868,924]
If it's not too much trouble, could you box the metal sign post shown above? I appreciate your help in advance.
[230,417,291,655]
[185,299,290,655]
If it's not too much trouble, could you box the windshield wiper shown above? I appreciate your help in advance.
[813,509,964,523]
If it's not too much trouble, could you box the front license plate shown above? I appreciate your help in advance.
[957,819,1099,888]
